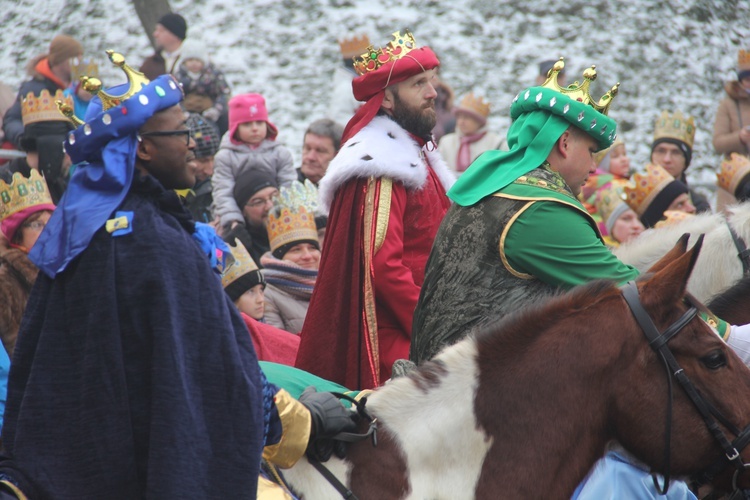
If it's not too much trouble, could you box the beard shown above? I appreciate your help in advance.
[390,91,437,140]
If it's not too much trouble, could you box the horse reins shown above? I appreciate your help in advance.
[727,222,750,276]
[621,282,750,495]
[306,392,378,500]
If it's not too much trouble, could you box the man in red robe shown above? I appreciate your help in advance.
[295,30,455,389]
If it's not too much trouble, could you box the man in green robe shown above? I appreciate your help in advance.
[410,59,639,364]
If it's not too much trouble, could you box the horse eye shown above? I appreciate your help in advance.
[700,351,727,370]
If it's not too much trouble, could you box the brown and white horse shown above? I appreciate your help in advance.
[283,237,750,499]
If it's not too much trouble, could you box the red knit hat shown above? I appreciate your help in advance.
[342,31,439,143]
[228,93,278,145]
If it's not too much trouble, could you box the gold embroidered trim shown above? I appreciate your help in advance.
[499,201,536,280]
[362,177,381,383]
[374,177,392,254]
[262,389,311,469]
[493,192,602,239]
[0,480,27,500]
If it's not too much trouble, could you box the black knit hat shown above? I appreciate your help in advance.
[186,114,219,159]
[640,179,689,228]
[158,13,187,41]
[233,172,278,210]
[651,137,692,169]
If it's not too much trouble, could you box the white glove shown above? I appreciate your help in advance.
[202,107,221,122]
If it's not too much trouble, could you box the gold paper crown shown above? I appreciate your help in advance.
[0,170,54,223]
[70,56,99,84]
[266,180,319,253]
[353,30,419,76]
[593,137,624,166]
[717,153,750,195]
[623,164,675,216]
[739,50,750,71]
[653,110,696,149]
[220,239,260,289]
[540,58,620,116]
[339,34,371,59]
[56,50,150,127]
[594,185,628,225]
[654,210,694,229]
[22,89,73,126]
[457,92,491,119]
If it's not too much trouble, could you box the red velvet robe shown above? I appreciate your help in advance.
[296,163,450,389]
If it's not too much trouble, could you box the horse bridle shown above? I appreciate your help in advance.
[727,222,750,276]
[621,281,750,496]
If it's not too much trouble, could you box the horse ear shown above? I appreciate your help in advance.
[642,234,704,303]
[645,233,691,274]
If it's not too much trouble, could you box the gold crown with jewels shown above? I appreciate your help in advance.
[623,164,675,216]
[653,110,695,149]
[220,239,261,290]
[0,170,53,223]
[21,89,73,126]
[540,58,619,116]
[353,30,419,76]
[717,153,750,195]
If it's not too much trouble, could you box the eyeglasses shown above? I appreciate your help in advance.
[245,197,276,209]
[22,220,47,231]
[138,129,192,146]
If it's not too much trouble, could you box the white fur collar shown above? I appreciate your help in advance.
[318,116,455,211]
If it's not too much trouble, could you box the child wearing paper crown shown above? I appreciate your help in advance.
[212,93,296,231]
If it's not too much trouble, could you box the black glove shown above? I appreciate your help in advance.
[298,387,358,462]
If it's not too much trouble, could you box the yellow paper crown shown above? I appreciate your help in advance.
[353,30,419,76]
[0,170,54,223]
[457,92,491,119]
[594,185,627,225]
[593,138,624,166]
[739,50,750,71]
[22,89,73,126]
[623,164,675,216]
[266,180,319,254]
[219,239,260,289]
[540,57,619,116]
[339,34,371,59]
[654,210,694,229]
[653,110,696,149]
[70,56,99,84]
[717,153,750,195]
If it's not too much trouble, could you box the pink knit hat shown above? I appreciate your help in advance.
[228,93,278,144]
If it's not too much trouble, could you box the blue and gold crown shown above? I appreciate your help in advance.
[57,49,184,164]
[266,180,319,254]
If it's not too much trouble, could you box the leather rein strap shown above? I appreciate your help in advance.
[621,282,750,494]
[727,222,750,276]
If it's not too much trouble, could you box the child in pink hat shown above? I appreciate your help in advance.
[212,93,296,230]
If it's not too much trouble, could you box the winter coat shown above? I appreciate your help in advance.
[0,248,38,358]
[212,134,296,227]
[438,127,507,172]
[713,81,750,156]
[176,63,231,115]
[263,284,310,334]
[3,57,66,148]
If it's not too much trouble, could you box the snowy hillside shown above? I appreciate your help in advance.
[1,0,748,186]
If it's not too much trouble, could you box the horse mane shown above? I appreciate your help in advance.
[474,279,620,352]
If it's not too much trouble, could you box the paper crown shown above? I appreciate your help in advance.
[456,92,491,119]
[353,30,419,76]
[220,238,260,289]
[0,170,54,223]
[266,180,319,254]
[739,50,750,71]
[623,164,675,216]
[22,89,73,126]
[653,110,696,149]
[339,34,371,59]
[593,137,624,166]
[57,50,184,164]
[70,56,99,84]
[717,153,750,195]
[594,185,628,229]
[654,210,693,229]
[540,57,619,116]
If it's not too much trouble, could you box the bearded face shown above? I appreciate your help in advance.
[390,88,437,139]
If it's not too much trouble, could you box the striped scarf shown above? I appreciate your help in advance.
[260,252,317,300]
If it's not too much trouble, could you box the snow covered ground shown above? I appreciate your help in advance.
[1,0,748,187]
